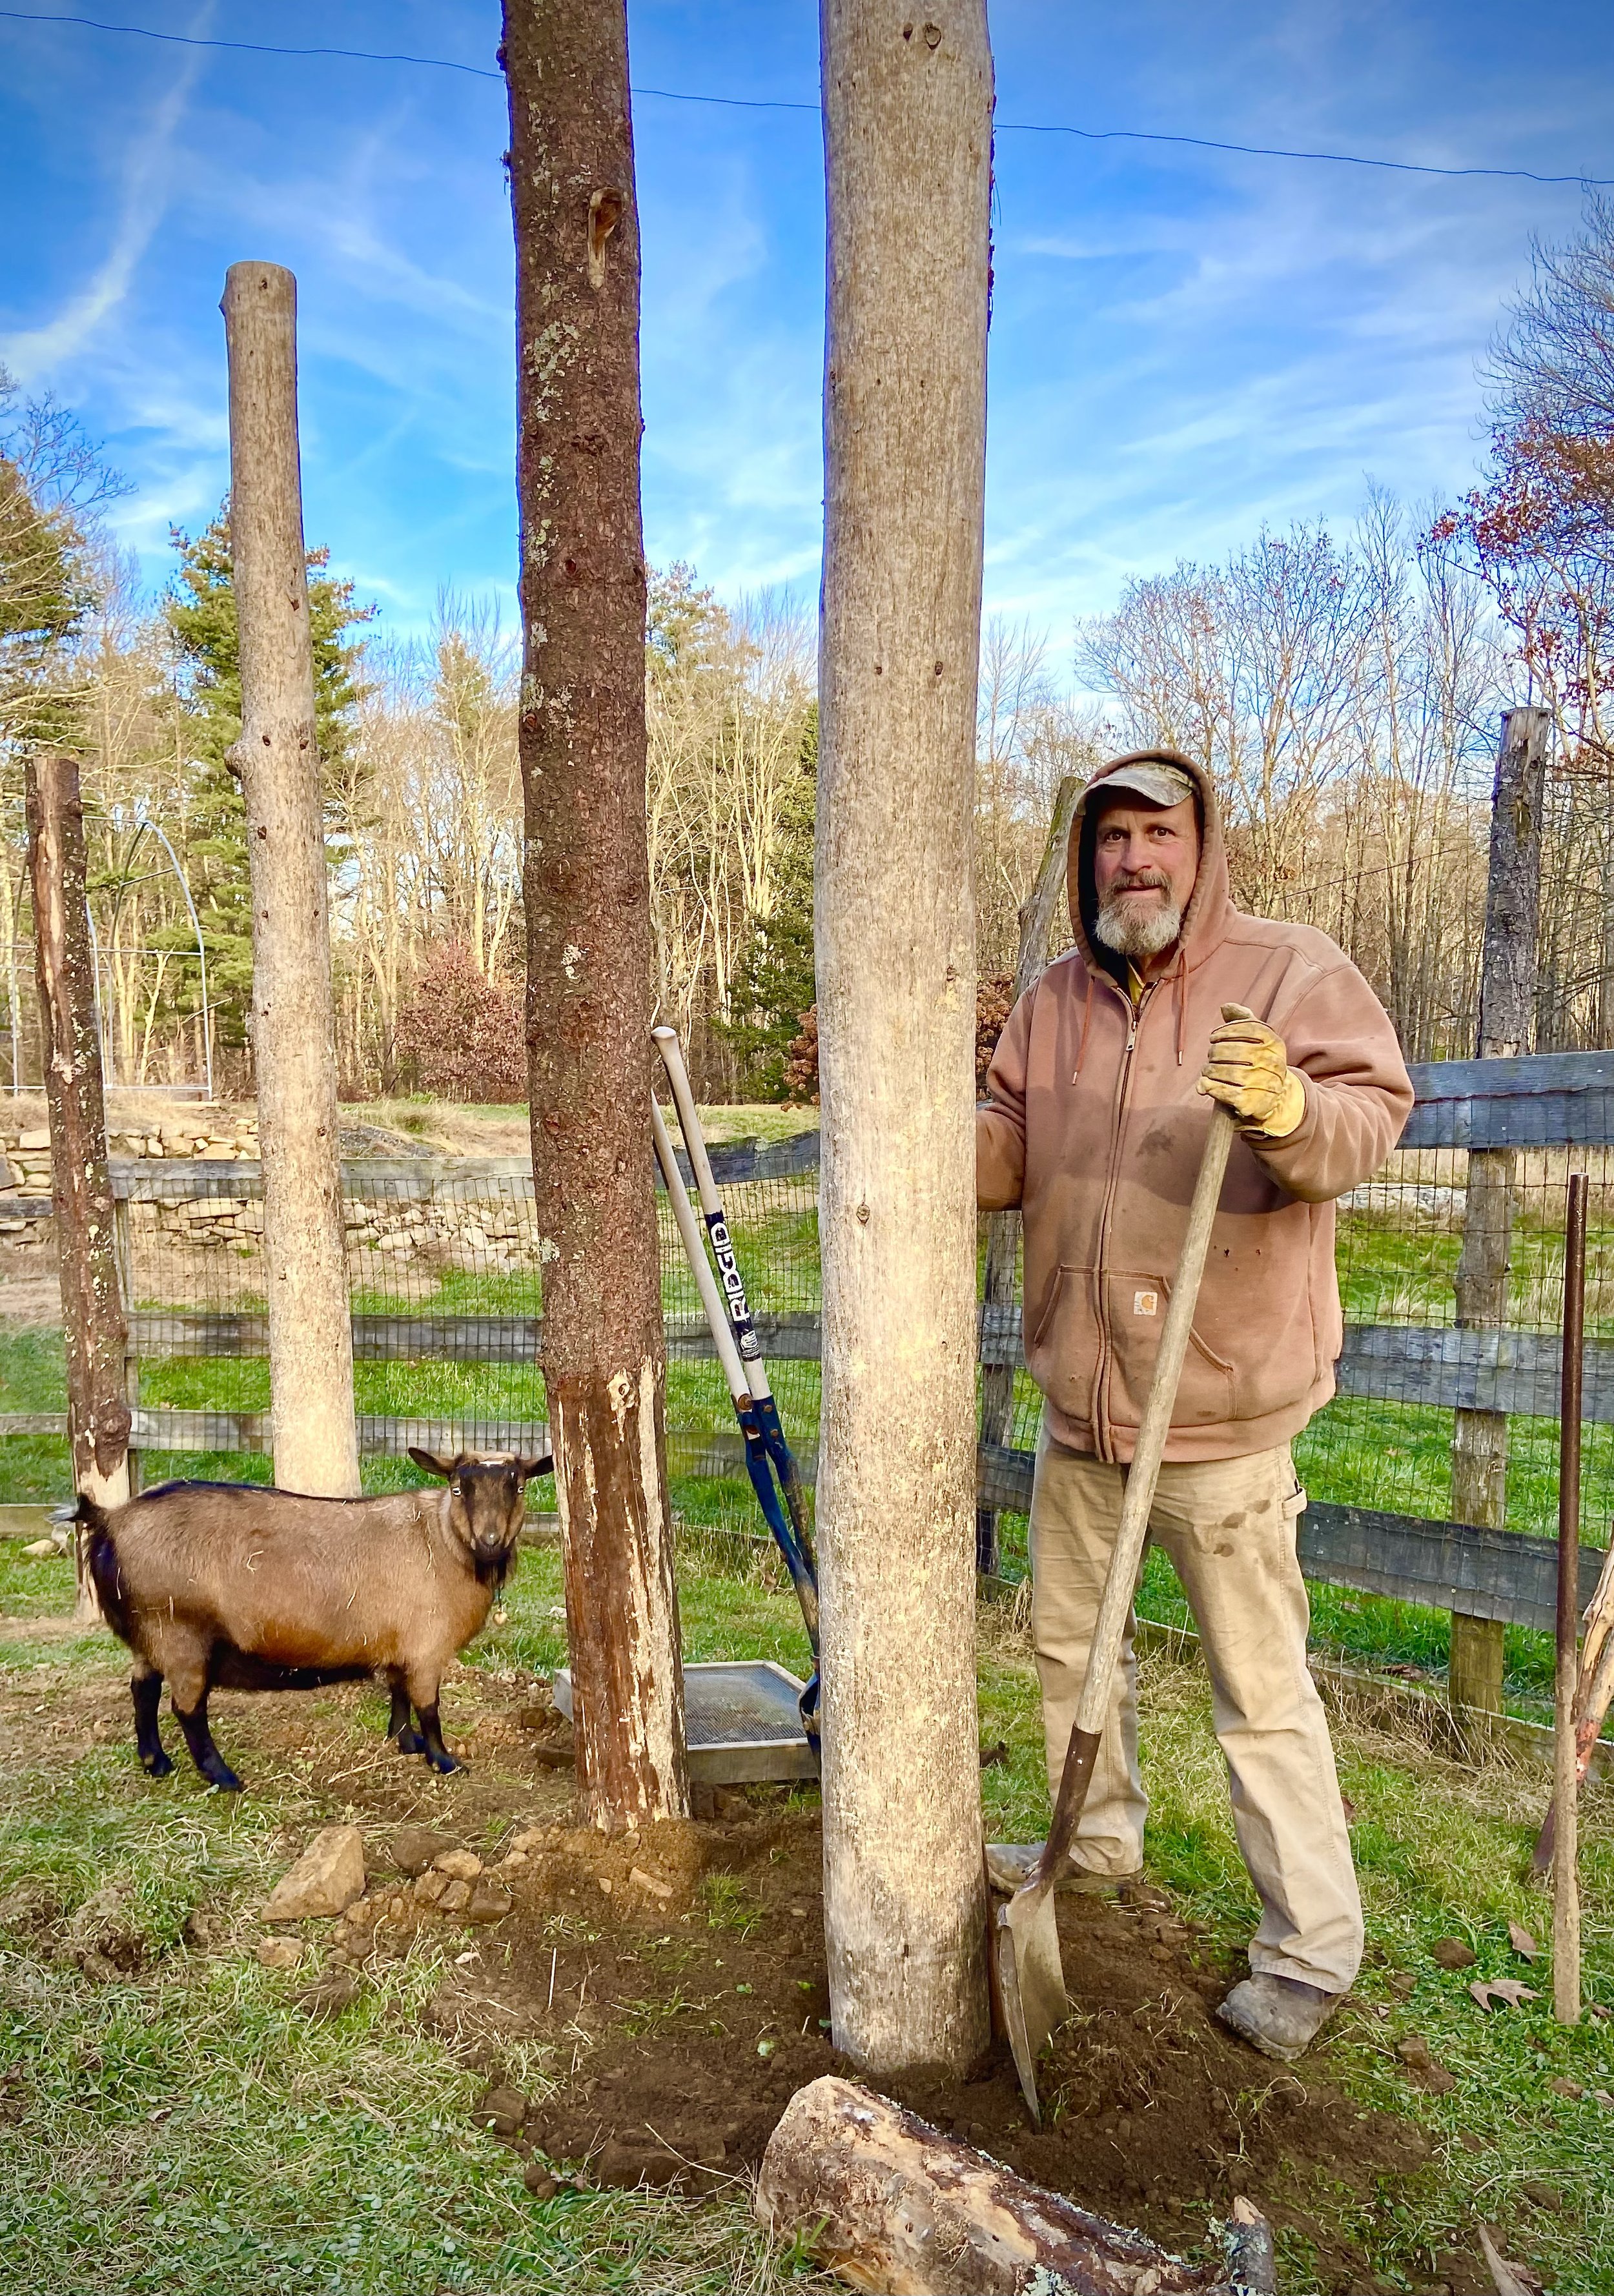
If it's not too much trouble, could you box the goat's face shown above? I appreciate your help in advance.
[409,1448,552,1578]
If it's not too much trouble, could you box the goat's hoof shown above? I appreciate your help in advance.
[395,1728,425,1756]
[141,1752,174,1778]
[205,1770,245,1793]
[426,1751,461,1776]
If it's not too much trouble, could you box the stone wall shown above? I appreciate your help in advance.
[0,1111,263,1263]
[0,1109,542,1281]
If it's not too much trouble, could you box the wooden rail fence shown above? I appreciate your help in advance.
[2,1050,1609,1645]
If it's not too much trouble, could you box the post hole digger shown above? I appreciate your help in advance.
[650,1026,821,1755]
[994,1095,1240,2124]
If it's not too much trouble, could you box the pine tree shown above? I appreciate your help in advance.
[164,505,372,1049]
[719,703,817,1097]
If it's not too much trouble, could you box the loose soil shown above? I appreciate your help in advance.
[0,1647,1476,2294]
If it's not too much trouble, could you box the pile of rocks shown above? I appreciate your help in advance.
[252,1822,530,1974]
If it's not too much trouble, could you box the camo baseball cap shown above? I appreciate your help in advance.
[1091,758,1196,809]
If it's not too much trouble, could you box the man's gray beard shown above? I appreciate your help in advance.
[1094,893,1183,959]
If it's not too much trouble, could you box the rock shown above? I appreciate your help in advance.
[413,1871,450,1908]
[1429,1937,1476,1970]
[465,1877,513,1925]
[390,1827,457,1876]
[473,2085,529,2139]
[261,1826,366,1921]
[522,2166,558,2201]
[17,1129,48,1151]
[628,1866,673,1903]
[297,1967,362,2022]
[1396,2035,1432,2069]
[255,1937,306,1971]
[432,1849,483,1880]
[438,1878,472,1915]
[593,2137,679,2190]
[509,1825,550,1854]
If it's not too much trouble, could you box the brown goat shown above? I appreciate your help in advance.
[79,1447,549,1790]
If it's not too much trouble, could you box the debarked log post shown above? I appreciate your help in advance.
[756,2075,1269,2296]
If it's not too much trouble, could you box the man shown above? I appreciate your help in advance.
[977,750,1413,2062]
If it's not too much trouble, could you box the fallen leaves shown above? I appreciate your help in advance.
[1468,1978,1539,2012]
[1507,1920,1539,1961]
[1478,2223,1546,2296]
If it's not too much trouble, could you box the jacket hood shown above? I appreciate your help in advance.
[1067,747,1231,982]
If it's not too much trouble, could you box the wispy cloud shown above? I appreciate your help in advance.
[3,2,214,382]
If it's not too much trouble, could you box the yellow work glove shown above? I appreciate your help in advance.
[1197,1001,1307,1139]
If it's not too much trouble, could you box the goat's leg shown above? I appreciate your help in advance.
[130,1667,172,1778]
[167,1654,243,1791]
[172,1693,243,1793]
[403,1667,460,1774]
[386,1673,425,1756]
[414,1702,460,1774]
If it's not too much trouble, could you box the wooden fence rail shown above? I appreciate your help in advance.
[122,1304,1614,1424]
[5,1048,1610,1651]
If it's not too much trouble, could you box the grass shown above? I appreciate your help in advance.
[0,1542,828,2296]
[3,1538,1613,2292]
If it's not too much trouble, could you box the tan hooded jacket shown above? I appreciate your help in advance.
[977,750,1415,1463]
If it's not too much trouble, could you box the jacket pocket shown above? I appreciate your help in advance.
[1102,1270,1235,1432]
[1025,1265,1103,1428]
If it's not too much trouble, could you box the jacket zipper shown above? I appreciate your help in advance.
[1092,979,1154,1462]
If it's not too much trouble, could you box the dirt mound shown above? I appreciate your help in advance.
[404,1809,1433,2289]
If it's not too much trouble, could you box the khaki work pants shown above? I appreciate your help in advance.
[1029,1428,1363,1994]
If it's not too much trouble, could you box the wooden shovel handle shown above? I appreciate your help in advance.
[1074,1097,1237,1739]
[1037,1095,1239,1884]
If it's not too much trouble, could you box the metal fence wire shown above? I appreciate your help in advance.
[60,1055,1613,1708]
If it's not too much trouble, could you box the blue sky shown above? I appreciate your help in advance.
[2,1,1611,657]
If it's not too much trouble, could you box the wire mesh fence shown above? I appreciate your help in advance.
[3,1058,1609,1715]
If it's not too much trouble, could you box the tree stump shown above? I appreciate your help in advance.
[756,2075,1270,2295]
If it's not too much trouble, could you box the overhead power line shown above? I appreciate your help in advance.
[2,7,1611,189]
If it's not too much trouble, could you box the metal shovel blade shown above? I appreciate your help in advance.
[992,1881,1066,2125]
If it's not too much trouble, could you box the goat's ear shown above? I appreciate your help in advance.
[408,1446,459,1480]
[515,1452,553,1481]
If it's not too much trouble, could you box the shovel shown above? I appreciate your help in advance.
[651,1028,821,1750]
[995,1088,1240,2124]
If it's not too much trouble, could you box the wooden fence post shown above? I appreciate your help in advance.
[977,775,1082,1580]
[817,0,994,2075]
[221,263,360,1498]
[1449,705,1548,1738]
[25,752,130,1613]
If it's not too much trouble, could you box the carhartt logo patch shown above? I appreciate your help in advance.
[1133,1289,1159,1317]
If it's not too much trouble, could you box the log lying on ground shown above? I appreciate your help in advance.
[756,2075,1272,2296]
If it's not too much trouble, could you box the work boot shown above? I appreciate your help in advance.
[985,1842,1142,1896]
[1216,1973,1343,2062]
